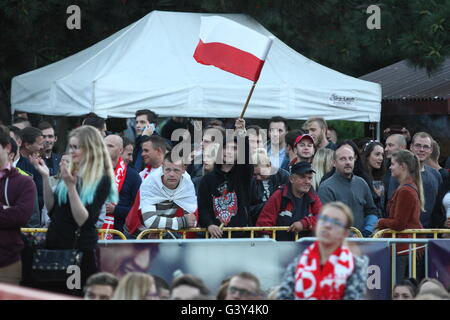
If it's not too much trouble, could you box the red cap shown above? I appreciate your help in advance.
[294,134,314,147]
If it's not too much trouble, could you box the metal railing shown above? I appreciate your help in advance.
[136,226,363,240]
[20,228,48,234]
[20,228,127,240]
[372,228,450,239]
[97,229,127,240]
[372,229,450,290]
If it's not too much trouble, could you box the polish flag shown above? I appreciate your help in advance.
[193,16,273,82]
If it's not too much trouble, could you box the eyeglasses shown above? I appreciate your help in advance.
[412,144,431,151]
[318,215,347,229]
[227,286,258,298]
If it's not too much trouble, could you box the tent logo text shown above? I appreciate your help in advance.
[329,94,356,108]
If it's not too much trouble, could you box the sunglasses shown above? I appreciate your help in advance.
[363,140,380,152]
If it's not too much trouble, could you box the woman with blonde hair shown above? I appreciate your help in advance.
[278,202,368,300]
[33,125,117,295]
[113,272,159,300]
[416,278,450,300]
[249,148,289,224]
[311,148,334,191]
[376,150,424,280]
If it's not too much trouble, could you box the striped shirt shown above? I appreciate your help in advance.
[141,186,188,230]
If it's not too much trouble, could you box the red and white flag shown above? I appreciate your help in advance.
[193,16,273,82]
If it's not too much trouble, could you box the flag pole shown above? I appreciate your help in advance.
[239,82,257,119]
[220,81,256,232]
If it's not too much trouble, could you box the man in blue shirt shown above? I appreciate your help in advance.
[409,132,444,228]
[267,116,288,171]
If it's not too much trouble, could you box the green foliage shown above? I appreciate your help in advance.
[327,120,364,142]
[1,0,449,120]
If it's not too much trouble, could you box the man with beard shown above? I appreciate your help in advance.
[318,144,379,237]
[38,122,61,177]
[302,117,336,151]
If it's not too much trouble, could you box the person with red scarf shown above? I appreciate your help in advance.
[103,135,141,236]
[125,135,167,237]
[278,202,368,300]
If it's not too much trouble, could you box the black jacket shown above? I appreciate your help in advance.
[113,166,141,232]
[44,152,61,177]
[248,168,290,225]
[198,137,259,236]
[17,156,44,211]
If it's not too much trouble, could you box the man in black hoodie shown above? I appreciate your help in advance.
[198,119,261,238]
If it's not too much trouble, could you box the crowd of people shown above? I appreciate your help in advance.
[0,109,449,300]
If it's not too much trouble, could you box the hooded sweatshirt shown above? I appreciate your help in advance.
[0,167,36,267]
[198,136,259,233]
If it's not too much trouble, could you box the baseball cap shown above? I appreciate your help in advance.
[290,161,316,175]
[294,134,314,147]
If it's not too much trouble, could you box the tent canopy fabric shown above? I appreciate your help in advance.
[11,10,381,122]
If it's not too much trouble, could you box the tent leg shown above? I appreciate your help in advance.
[376,122,381,141]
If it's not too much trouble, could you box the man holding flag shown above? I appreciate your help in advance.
[102,135,141,236]
[194,16,272,237]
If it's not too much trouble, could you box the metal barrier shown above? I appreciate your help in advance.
[97,229,127,240]
[136,226,363,240]
[372,228,450,239]
[20,228,127,240]
[373,229,450,291]
[20,228,48,234]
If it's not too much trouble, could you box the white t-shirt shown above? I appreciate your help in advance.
[443,191,450,218]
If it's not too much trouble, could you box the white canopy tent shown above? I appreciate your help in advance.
[11,10,381,122]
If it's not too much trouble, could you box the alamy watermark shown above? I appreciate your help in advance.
[66,265,81,290]
[168,121,273,166]
[66,5,81,30]
[366,5,381,30]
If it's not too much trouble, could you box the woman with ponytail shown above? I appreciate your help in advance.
[376,150,424,280]
[33,125,117,295]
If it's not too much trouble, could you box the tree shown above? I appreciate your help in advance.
[1,0,449,122]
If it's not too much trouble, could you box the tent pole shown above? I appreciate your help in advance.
[239,82,257,119]
[376,122,381,141]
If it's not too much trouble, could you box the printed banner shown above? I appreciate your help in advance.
[428,240,450,288]
[99,239,390,299]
